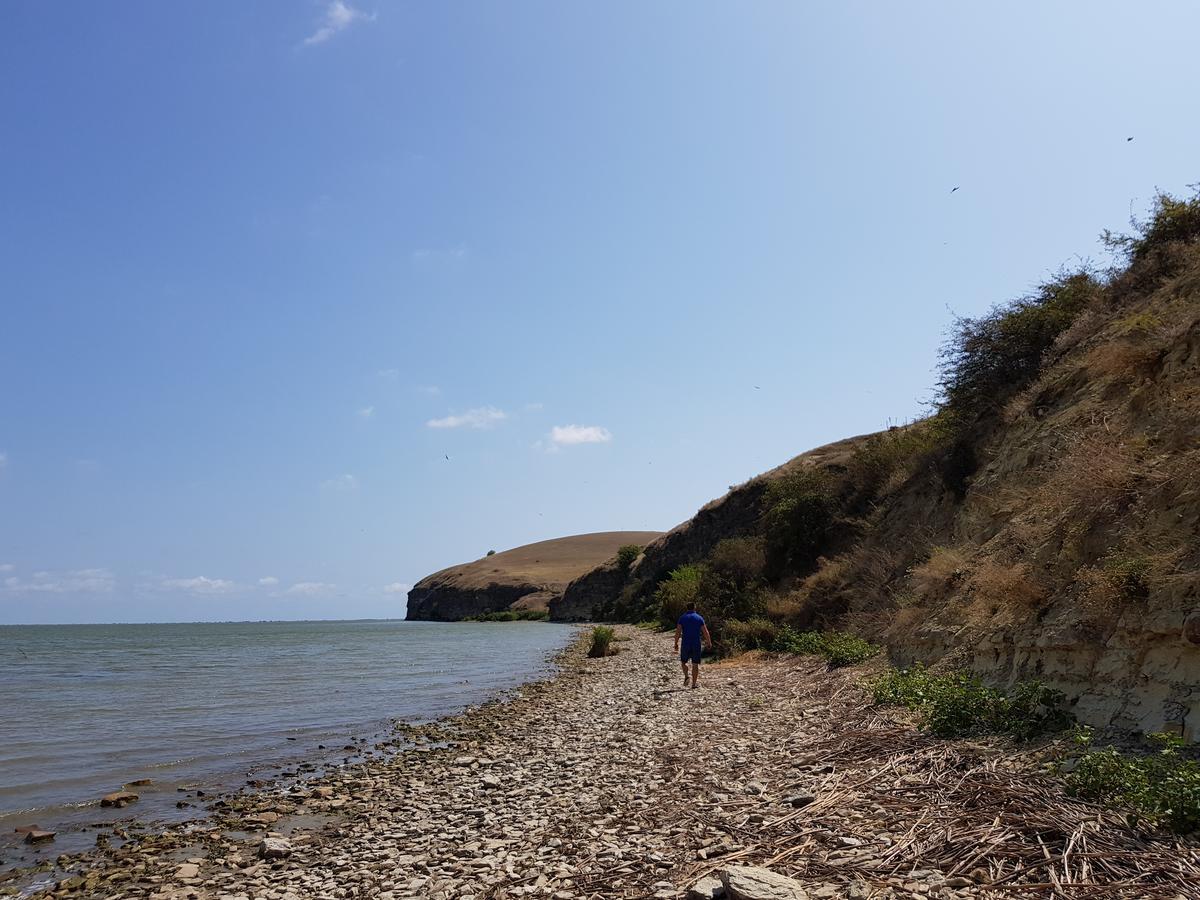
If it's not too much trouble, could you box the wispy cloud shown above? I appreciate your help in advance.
[0,563,14,573]
[0,452,7,468]
[383,581,411,594]
[3,568,115,594]
[357,405,375,419]
[302,1,374,47]
[377,368,400,379]
[410,245,467,263]
[286,581,336,596]
[161,575,236,594]
[426,406,507,430]
[415,385,441,396]
[549,424,612,448]
[258,576,280,587]
[321,473,359,491]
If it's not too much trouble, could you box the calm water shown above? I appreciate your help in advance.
[0,620,574,845]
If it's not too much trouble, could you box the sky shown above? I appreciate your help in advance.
[1,2,1198,624]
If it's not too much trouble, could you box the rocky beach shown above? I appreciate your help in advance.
[7,627,1200,900]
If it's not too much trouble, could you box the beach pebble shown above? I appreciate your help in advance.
[258,837,293,859]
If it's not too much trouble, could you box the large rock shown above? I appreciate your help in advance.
[100,791,138,808]
[258,837,292,859]
[406,532,661,621]
[720,866,810,900]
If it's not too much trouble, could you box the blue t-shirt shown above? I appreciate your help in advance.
[678,611,705,647]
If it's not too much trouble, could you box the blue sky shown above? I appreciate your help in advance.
[2,2,1197,624]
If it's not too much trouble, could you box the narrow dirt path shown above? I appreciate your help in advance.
[27,626,1200,899]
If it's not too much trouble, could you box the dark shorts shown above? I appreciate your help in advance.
[680,643,703,664]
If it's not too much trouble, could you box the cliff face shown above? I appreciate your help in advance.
[554,197,1200,737]
[405,531,662,621]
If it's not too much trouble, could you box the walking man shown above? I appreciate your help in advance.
[674,602,713,689]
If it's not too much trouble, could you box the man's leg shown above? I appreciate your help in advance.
[681,659,690,686]
[691,660,700,688]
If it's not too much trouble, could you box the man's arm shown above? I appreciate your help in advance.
[674,622,682,651]
[701,623,712,650]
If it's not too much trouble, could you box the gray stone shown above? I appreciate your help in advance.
[720,866,810,900]
[687,875,727,898]
[258,837,293,860]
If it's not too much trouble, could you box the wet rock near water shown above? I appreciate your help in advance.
[100,791,139,809]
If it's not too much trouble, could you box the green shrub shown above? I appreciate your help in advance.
[762,471,833,579]
[937,270,1099,422]
[486,549,496,557]
[846,417,954,500]
[697,537,768,631]
[1114,312,1163,337]
[587,625,616,658]
[721,617,780,653]
[871,664,1070,740]
[1064,730,1200,834]
[655,564,705,627]
[465,609,549,622]
[1104,189,1200,265]
[616,544,643,574]
[773,626,880,667]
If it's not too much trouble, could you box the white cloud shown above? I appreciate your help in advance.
[258,576,280,587]
[357,405,375,419]
[426,406,507,430]
[411,245,466,263]
[321,473,359,491]
[0,563,13,573]
[286,581,335,596]
[161,575,236,594]
[377,368,400,379]
[549,424,612,447]
[0,452,7,468]
[3,568,116,594]
[302,1,374,47]
[415,385,441,396]
[383,581,411,594]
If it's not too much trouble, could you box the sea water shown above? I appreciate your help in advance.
[0,619,575,856]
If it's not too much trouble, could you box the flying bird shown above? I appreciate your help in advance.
[950,186,960,193]
[444,454,450,461]
[1127,136,1134,142]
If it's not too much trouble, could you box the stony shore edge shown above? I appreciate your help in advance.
[7,626,1200,900]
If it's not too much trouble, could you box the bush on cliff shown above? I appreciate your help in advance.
[616,544,643,573]
[1104,187,1200,275]
[655,564,705,626]
[762,470,834,580]
[872,664,1070,740]
[937,270,1099,423]
[697,538,768,643]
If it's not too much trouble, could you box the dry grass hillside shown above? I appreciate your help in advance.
[405,531,662,621]
[558,189,1200,738]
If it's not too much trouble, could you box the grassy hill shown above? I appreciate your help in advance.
[405,531,662,621]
